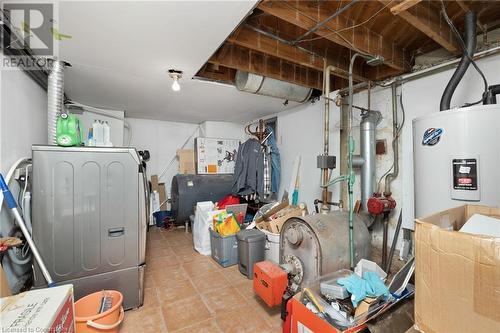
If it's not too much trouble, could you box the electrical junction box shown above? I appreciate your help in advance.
[317,155,336,169]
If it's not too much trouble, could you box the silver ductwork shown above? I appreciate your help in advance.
[235,70,313,103]
[353,111,381,211]
[47,60,67,145]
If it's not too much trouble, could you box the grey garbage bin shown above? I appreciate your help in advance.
[237,229,266,279]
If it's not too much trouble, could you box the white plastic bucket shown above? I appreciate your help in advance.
[261,229,280,264]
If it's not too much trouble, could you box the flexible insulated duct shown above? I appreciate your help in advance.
[440,11,476,111]
[235,70,312,103]
[47,60,66,144]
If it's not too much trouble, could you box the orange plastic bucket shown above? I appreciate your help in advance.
[74,290,124,333]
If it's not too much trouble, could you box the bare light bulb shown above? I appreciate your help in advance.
[171,77,180,92]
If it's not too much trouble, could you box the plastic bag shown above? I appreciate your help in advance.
[213,211,240,236]
[193,202,221,255]
[216,195,240,209]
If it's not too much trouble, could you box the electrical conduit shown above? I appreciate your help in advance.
[384,82,400,195]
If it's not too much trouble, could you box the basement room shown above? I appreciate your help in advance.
[1,1,500,332]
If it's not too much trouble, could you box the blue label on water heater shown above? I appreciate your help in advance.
[422,128,443,146]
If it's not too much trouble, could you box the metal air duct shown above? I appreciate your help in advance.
[47,60,67,144]
[235,70,313,103]
[353,111,381,211]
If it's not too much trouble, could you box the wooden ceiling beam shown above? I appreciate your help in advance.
[390,0,423,16]
[380,0,460,54]
[195,64,236,84]
[208,43,328,90]
[257,0,409,72]
[228,25,367,82]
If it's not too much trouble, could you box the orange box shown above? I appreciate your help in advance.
[206,164,217,173]
[285,297,366,333]
[253,261,288,307]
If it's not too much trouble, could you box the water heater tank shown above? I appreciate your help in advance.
[413,104,500,220]
[280,212,371,286]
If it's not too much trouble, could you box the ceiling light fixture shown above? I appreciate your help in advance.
[168,69,183,92]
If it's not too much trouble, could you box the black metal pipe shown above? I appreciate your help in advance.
[483,84,500,104]
[381,215,389,270]
[386,209,403,274]
[440,11,477,111]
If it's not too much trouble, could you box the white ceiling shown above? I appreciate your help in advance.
[57,0,297,123]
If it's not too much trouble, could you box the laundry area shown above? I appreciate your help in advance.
[1,1,500,332]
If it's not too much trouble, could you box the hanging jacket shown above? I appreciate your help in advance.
[266,126,281,193]
[231,138,264,197]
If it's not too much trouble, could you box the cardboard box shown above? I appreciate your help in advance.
[1,266,12,298]
[1,284,75,332]
[158,183,167,211]
[177,149,195,174]
[414,205,500,333]
[151,175,159,193]
[257,206,302,233]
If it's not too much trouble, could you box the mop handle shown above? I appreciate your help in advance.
[0,173,55,287]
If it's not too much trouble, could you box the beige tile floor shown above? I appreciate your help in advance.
[121,227,282,333]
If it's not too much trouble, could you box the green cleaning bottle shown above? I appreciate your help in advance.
[56,113,82,147]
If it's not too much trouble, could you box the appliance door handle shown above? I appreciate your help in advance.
[139,169,148,227]
[108,227,125,237]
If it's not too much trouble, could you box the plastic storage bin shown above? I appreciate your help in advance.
[153,210,172,227]
[319,269,353,300]
[237,229,266,279]
[209,228,238,267]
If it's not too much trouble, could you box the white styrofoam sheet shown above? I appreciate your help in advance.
[459,213,500,238]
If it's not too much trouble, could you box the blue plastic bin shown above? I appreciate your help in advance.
[153,210,172,227]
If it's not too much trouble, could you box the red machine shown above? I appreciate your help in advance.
[253,261,288,307]
[367,193,396,215]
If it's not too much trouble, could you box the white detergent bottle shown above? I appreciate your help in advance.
[92,120,103,146]
[103,121,112,147]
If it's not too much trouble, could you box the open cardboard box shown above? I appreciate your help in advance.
[414,205,500,333]
[256,206,302,233]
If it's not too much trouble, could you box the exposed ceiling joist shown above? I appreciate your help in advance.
[257,0,409,72]
[195,64,236,84]
[390,0,423,16]
[381,0,460,54]
[208,43,327,90]
[228,25,367,82]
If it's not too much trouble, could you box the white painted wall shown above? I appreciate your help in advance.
[77,107,125,146]
[0,54,47,175]
[125,117,199,191]
[201,121,245,141]
[273,97,342,211]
